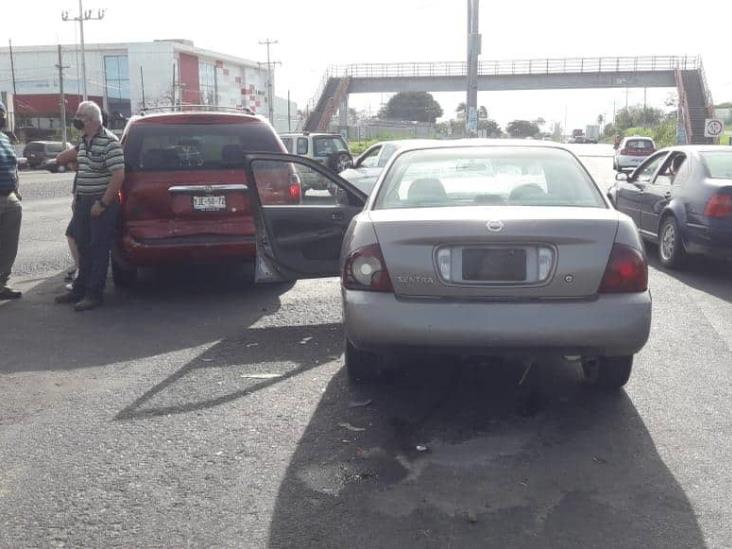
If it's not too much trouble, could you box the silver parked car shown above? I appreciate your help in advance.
[244,140,652,390]
[339,139,434,195]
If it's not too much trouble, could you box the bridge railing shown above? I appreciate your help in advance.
[326,55,700,79]
[306,55,703,116]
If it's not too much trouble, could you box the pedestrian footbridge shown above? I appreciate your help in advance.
[303,56,714,144]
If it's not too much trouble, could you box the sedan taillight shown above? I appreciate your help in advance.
[342,244,393,292]
[704,193,732,218]
[599,244,648,293]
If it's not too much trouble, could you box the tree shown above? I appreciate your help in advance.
[478,119,501,136]
[506,120,540,138]
[456,102,466,115]
[378,92,443,123]
[533,117,546,129]
[715,102,732,108]
[597,114,604,128]
[479,105,488,119]
[614,105,664,131]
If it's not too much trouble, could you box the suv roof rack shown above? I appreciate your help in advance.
[138,105,256,116]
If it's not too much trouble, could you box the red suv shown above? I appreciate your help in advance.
[113,111,300,286]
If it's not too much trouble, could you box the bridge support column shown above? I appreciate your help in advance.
[338,94,349,138]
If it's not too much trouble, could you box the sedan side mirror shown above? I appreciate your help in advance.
[615,172,628,182]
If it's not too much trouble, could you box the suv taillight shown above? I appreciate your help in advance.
[289,173,302,203]
[599,244,648,293]
[704,193,732,218]
[342,244,393,292]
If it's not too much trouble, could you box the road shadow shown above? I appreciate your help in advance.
[116,322,342,420]
[647,245,732,304]
[267,356,705,548]
[0,265,294,374]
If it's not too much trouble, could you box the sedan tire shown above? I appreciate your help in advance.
[345,339,389,383]
[658,215,686,269]
[583,355,633,391]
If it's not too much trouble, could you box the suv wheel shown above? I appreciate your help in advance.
[112,258,138,288]
[328,151,353,173]
[582,356,633,390]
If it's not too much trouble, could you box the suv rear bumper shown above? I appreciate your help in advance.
[118,234,256,267]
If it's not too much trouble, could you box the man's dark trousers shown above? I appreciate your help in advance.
[71,195,119,301]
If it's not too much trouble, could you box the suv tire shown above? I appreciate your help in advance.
[328,151,353,173]
[112,258,138,288]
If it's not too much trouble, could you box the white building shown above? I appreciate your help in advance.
[0,39,297,137]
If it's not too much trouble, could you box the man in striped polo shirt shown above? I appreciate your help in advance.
[55,101,124,311]
[0,100,22,300]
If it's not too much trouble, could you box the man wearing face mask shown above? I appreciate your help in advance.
[55,101,124,311]
[0,100,22,301]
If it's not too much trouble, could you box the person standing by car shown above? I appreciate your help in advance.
[56,110,110,288]
[0,100,22,301]
[55,102,124,311]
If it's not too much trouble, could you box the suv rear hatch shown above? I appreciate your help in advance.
[121,114,288,245]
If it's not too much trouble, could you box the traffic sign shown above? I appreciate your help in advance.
[704,119,724,138]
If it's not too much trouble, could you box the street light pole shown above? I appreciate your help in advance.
[62,1,105,101]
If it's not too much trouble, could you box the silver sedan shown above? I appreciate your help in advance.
[246,140,652,391]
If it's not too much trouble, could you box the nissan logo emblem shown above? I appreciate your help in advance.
[486,220,504,232]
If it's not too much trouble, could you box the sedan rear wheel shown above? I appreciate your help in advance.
[345,339,390,383]
[658,216,686,269]
[582,355,633,391]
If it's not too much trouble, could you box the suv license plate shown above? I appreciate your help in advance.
[193,196,226,211]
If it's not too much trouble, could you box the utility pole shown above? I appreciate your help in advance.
[171,63,177,109]
[259,39,280,124]
[8,40,17,130]
[287,89,291,132]
[56,45,71,146]
[140,66,146,111]
[62,1,106,101]
[466,0,481,137]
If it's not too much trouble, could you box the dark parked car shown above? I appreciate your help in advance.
[608,146,732,268]
[23,141,72,171]
[112,111,299,287]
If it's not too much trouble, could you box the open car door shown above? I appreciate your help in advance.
[243,153,368,282]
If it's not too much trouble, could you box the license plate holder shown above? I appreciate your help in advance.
[193,195,226,211]
[462,248,527,282]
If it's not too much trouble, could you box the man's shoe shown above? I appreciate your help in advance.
[0,287,22,300]
[64,269,76,282]
[74,297,103,312]
[55,292,83,304]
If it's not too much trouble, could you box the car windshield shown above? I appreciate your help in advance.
[701,152,732,179]
[375,146,605,210]
[124,123,283,171]
[313,136,348,156]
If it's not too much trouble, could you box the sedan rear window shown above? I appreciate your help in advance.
[626,139,654,149]
[701,152,732,179]
[124,123,283,171]
[375,147,605,209]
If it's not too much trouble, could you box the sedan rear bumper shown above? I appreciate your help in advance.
[344,290,652,357]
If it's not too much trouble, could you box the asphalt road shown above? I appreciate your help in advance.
[1,151,731,548]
